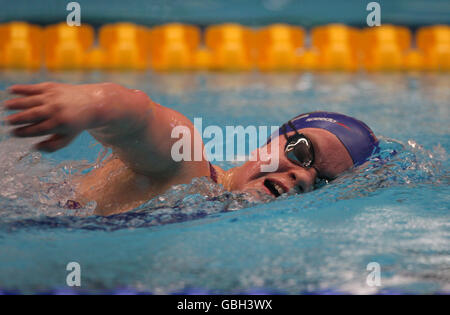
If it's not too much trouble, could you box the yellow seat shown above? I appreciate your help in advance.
[0,22,43,70]
[361,25,411,71]
[255,24,305,71]
[84,48,105,70]
[311,24,361,71]
[99,23,150,70]
[403,50,424,71]
[417,25,450,71]
[149,23,200,71]
[44,23,94,70]
[194,48,212,70]
[297,49,319,71]
[205,24,255,71]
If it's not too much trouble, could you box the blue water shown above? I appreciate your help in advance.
[0,72,448,294]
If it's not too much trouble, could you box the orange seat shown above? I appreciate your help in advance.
[255,24,305,71]
[84,48,105,70]
[297,49,319,71]
[417,25,450,71]
[194,48,212,70]
[403,50,424,71]
[44,23,94,70]
[311,24,361,71]
[205,24,255,71]
[0,22,43,70]
[149,23,200,71]
[99,23,150,70]
[361,25,411,71]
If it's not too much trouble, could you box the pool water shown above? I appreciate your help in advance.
[0,72,448,294]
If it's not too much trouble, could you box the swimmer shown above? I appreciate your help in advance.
[2,82,378,215]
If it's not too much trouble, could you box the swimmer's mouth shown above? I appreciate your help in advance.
[263,179,287,198]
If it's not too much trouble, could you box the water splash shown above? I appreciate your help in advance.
[0,85,447,228]
[0,134,446,232]
[254,136,447,216]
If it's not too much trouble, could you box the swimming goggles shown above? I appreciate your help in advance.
[282,121,315,169]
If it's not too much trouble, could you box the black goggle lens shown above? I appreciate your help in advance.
[284,133,314,168]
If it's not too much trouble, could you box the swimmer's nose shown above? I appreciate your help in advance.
[288,168,315,193]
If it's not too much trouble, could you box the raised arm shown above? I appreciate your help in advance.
[3,82,209,180]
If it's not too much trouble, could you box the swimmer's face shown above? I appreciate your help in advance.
[228,128,354,197]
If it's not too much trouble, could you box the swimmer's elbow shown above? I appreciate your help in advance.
[89,85,157,141]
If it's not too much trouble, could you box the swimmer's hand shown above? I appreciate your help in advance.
[3,82,209,178]
[3,82,147,152]
[4,82,105,151]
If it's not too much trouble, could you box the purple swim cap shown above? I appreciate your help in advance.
[270,111,379,166]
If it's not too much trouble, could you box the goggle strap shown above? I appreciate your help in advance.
[282,124,289,141]
[287,121,299,135]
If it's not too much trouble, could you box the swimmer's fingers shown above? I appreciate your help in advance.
[35,134,77,152]
[8,82,60,96]
[3,95,45,110]
[5,105,52,125]
[12,118,64,138]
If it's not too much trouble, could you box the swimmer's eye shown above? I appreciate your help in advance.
[284,133,315,168]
